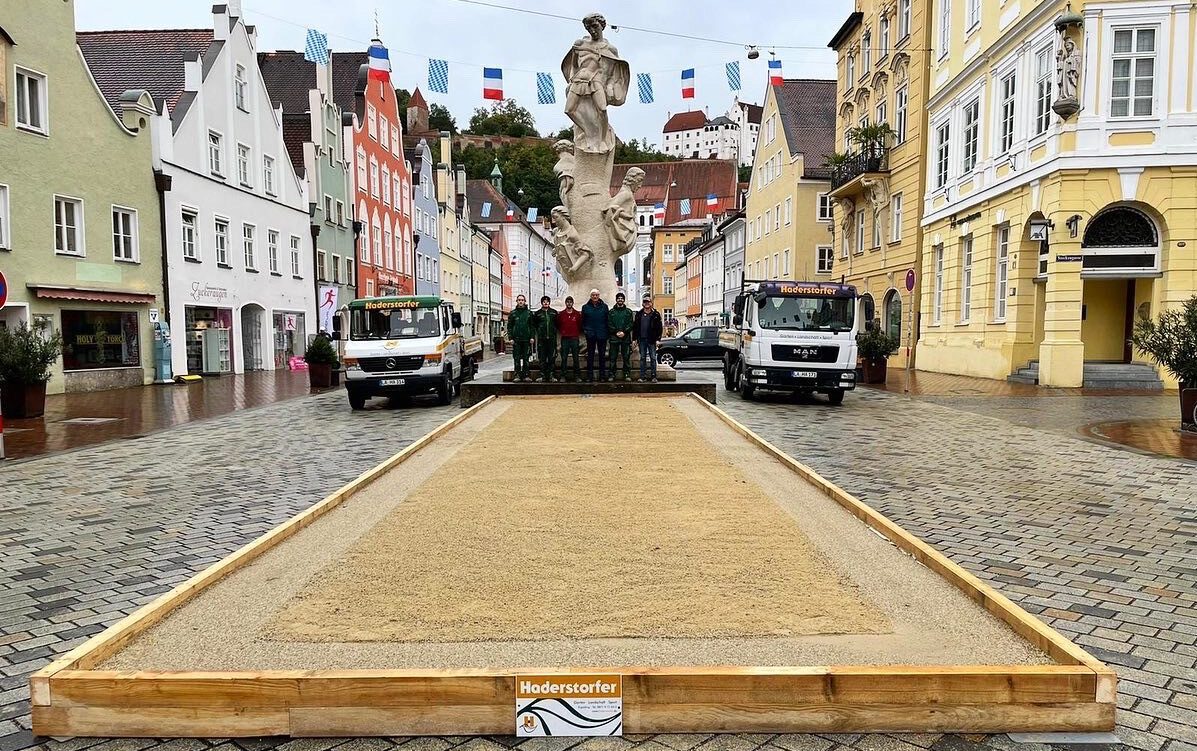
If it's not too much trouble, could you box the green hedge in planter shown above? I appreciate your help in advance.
[857,327,900,362]
[0,321,63,385]
[303,335,339,367]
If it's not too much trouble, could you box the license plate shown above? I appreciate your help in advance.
[379,378,405,386]
[792,370,817,379]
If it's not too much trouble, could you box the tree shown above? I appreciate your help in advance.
[429,103,457,134]
[614,137,677,164]
[466,99,538,138]
[394,88,411,117]
[738,164,752,183]
[459,140,558,214]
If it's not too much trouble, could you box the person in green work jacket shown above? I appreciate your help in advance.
[529,295,559,382]
[507,295,534,381]
[607,292,634,380]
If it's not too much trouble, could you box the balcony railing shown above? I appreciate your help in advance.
[830,146,890,190]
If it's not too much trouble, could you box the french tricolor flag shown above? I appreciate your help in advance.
[681,68,695,99]
[367,41,391,83]
[768,58,783,86]
[707,193,719,209]
[483,68,504,100]
[653,202,666,221]
[505,206,515,220]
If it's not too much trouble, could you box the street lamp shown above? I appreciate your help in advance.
[1029,217,1053,243]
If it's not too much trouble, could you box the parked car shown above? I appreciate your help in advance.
[656,326,724,367]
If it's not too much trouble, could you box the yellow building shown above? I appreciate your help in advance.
[435,132,461,309]
[918,0,1196,388]
[744,80,837,287]
[651,221,706,325]
[827,0,933,369]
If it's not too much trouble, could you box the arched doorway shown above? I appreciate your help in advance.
[883,289,902,343]
[240,303,267,371]
[1080,205,1161,363]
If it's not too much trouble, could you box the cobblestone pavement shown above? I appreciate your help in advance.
[2,373,1195,751]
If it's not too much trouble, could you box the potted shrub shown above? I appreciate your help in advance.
[303,335,339,389]
[1131,295,1197,433]
[846,122,896,169]
[0,321,64,418]
[857,325,899,384]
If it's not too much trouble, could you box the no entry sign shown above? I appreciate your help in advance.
[0,269,7,308]
[905,269,916,292]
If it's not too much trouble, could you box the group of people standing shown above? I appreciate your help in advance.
[506,290,663,382]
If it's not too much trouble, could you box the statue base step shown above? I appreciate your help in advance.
[460,378,716,408]
[503,364,676,382]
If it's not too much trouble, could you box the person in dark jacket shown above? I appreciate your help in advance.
[580,289,609,381]
[506,295,534,381]
[529,295,559,382]
[606,292,634,380]
[557,296,583,381]
[632,296,664,382]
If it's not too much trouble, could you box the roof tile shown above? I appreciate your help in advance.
[773,79,837,180]
[77,29,214,113]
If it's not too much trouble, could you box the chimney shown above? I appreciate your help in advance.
[437,130,453,204]
[212,3,231,41]
[455,164,466,197]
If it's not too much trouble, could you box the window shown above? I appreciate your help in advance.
[357,148,367,191]
[876,100,887,129]
[370,159,380,198]
[879,16,890,58]
[934,121,950,189]
[841,232,850,259]
[782,248,790,276]
[215,218,229,265]
[933,244,944,323]
[764,209,771,235]
[234,64,248,110]
[372,219,382,264]
[316,249,327,281]
[379,116,390,150]
[872,210,882,249]
[393,175,402,209]
[290,235,301,276]
[663,275,673,294]
[938,0,950,57]
[960,236,973,322]
[54,196,83,255]
[772,253,779,277]
[112,207,138,262]
[367,279,375,297]
[998,73,1017,153]
[1111,28,1156,118]
[862,30,872,75]
[0,185,9,249]
[382,165,392,205]
[962,99,979,172]
[817,246,834,274]
[324,195,334,223]
[263,156,276,195]
[899,0,911,39]
[237,144,252,186]
[995,227,1010,320]
[15,67,48,133]
[966,0,980,30]
[391,126,400,156]
[847,54,856,86]
[333,253,342,283]
[60,311,140,370]
[784,197,793,225]
[345,256,355,286]
[242,224,256,269]
[1033,46,1053,136]
[367,104,377,139]
[336,200,345,225]
[268,230,279,273]
[817,193,833,222]
[895,86,908,143]
[774,203,782,231]
[208,131,224,175]
[890,193,903,242]
[855,209,866,253]
[664,244,674,262]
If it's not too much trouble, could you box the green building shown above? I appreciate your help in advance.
[0,0,164,393]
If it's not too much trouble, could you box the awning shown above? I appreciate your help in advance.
[28,285,157,305]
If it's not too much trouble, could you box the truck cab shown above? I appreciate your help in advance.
[342,296,482,410]
[720,281,859,404]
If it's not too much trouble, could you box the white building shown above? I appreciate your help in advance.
[661,99,763,166]
[701,234,725,326]
[730,98,764,168]
[81,1,315,377]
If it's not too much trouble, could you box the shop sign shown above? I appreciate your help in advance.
[190,282,230,302]
[515,675,622,737]
[284,314,298,332]
[318,285,338,334]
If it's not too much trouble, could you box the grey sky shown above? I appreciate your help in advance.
[75,0,847,146]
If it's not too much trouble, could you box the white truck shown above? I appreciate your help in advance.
[341,295,483,410]
[720,280,859,404]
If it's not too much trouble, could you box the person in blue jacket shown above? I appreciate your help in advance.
[580,288,609,382]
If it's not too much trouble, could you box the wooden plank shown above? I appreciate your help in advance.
[627,701,1115,733]
[29,396,497,685]
[289,705,510,736]
[689,394,1110,675]
[31,704,289,738]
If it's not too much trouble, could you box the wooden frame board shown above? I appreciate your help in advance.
[30,393,1116,738]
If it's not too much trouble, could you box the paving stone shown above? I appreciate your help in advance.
[571,739,634,751]
[652,736,712,751]
[768,738,833,751]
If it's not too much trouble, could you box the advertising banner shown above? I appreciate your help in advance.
[515,674,622,737]
[318,285,338,334]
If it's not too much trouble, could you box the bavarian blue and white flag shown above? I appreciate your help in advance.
[428,58,449,94]
[725,61,741,92]
[637,73,654,104]
[304,29,329,65]
[679,198,692,216]
[536,73,556,105]
[527,207,539,222]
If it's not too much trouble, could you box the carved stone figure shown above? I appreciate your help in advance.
[602,167,645,256]
[835,197,856,237]
[1056,37,1081,102]
[861,176,889,212]
[551,206,594,276]
[552,139,576,209]
[561,13,630,154]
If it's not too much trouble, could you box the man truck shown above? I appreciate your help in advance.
[720,281,859,404]
[342,296,482,409]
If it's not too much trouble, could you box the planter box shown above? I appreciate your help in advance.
[1,381,48,419]
[1181,385,1197,433]
[307,363,333,389]
[861,358,888,384]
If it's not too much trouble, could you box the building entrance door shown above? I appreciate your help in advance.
[240,304,265,371]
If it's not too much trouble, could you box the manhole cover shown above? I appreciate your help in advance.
[59,417,122,425]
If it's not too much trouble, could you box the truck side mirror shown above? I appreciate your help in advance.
[733,314,743,327]
[451,312,463,329]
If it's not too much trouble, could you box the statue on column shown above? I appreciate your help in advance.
[1052,30,1082,119]
[561,13,630,154]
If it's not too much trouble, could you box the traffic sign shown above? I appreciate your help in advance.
[0,270,7,308]
[904,269,916,292]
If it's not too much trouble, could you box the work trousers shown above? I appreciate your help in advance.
[560,337,581,380]
[536,337,557,381]
[638,341,658,380]
[585,335,607,380]
[608,336,632,378]
[512,340,532,380]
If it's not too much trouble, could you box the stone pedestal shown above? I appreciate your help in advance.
[564,149,620,303]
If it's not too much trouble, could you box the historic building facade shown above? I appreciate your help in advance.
[0,0,164,393]
[79,2,314,378]
[829,0,933,368]
[651,220,708,324]
[743,79,837,286]
[407,138,441,297]
[918,0,1197,387]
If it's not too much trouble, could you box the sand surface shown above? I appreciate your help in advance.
[103,396,1051,670]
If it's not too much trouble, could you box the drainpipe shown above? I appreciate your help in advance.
[310,218,321,334]
[153,170,173,324]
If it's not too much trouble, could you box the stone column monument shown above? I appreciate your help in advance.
[553,13,638,303]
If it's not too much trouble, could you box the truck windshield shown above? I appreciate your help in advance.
[756,296,855,332]
[350,308,441,340]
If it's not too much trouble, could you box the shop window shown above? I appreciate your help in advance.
[885,289,902,342]
[61,310,140,370]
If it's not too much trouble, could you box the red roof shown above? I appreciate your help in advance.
[662,110,708,133]
[409,87,428,110]
[610,159,737,225]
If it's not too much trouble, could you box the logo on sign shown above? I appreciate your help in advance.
[515,675,622,737]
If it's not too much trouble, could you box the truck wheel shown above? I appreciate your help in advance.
[738,365,756,400]
[347,390,367,411]
[723,357,736,389]
[827,388,845,406]
[658,351,677,368]
[437,370,453,406]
